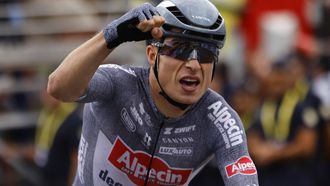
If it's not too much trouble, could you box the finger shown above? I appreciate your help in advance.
[137,15,165,32]
[147,3,160,16]
[137,3,156,21]
[143,9,153,20]
[136,20,151,32]
[152,16,165,27]
[151,27,163,39]
[137,18,157,32]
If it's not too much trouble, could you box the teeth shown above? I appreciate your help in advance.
[183,78,197,82]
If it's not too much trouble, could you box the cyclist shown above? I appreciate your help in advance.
[47,0,259,185]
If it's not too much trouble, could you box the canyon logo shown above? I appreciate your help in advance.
[108,138,192,185]
[225,156,257,178]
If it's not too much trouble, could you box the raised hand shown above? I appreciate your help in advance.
[103,3,165,49]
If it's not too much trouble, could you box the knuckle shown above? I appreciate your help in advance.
[140,20,149,26]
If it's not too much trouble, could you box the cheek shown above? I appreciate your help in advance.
[158,56,181,81]
[202,64,214,83]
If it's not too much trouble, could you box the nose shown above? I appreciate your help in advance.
[184,49,201,70]
[187,49,198,61]
[185,61,201,72]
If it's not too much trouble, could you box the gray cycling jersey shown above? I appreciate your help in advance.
[73,64,258,186]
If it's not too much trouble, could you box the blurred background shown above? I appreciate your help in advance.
[0,0,329,185]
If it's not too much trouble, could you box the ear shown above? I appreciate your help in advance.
[146,45,157,66]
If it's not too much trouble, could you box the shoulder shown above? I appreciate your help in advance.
[204,89,240,120]
[96,64,148,84]
[196,89,242,129]
[201,89,235,113]
[201,89,245,148]
[98,64,142,77]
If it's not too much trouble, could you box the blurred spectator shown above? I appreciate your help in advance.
[311,54,330,186]
[0,87,83,186]
[239,0,317,81]
[210,62,233,101]
[34,89,82,186]
[247,55,321,186]
[311,1,330,184]
[231,84,260,130]
[315,0,330,41]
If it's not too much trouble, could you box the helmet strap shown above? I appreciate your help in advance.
[212,62,215,80]
[153,49,190,111]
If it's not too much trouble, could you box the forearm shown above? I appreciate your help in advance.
[48,32,112,101]
[273,128,317,161]
[248,128,316,166]
[48,3,163,102]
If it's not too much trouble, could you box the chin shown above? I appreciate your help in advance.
[175,94,202,105]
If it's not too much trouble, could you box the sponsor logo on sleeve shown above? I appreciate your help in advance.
[225,156,257,178]
[208,101,243,148]
[108,137,192,186]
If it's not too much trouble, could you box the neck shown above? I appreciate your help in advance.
[149,69,189,118]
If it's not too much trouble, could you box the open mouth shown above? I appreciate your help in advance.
[179,77,200,91]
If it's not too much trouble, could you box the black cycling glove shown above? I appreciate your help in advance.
[103,3,159,49]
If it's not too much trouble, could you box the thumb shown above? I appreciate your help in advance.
[151,27,163,40]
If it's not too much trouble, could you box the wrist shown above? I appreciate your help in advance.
[103,24,120,49]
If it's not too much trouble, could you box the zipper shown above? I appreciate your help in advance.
[144,120,165,186]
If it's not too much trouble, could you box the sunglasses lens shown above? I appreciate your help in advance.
[158,39,218,64]
[197,47,217,64]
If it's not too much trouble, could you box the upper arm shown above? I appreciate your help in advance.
[212,112,259,186]
[75,65,118,103]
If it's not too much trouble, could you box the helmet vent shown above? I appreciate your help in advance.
[209,15,223,29]
[166,6,223,29]
[166,6,192,26]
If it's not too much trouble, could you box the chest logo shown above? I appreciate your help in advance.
[108,137,192,185]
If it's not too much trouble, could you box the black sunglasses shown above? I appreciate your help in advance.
[152,39,219,64]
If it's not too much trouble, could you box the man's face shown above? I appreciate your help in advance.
[263,68,292,99]
[151,38,217,105]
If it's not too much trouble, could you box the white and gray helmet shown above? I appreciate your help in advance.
[156,0,226,48]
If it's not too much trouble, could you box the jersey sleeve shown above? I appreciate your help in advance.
[209,99,259,186]
[76,64,135,103]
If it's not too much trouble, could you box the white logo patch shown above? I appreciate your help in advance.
[159,147,193,156]
[208,101,243,148]
[143,132,152,148]
[120,108,136,132]
[163,125,196,135]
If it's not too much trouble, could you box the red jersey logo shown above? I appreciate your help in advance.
[108,138,192,185]
[225,156,257,178]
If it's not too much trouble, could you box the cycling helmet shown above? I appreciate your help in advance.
[156,0,226,48]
